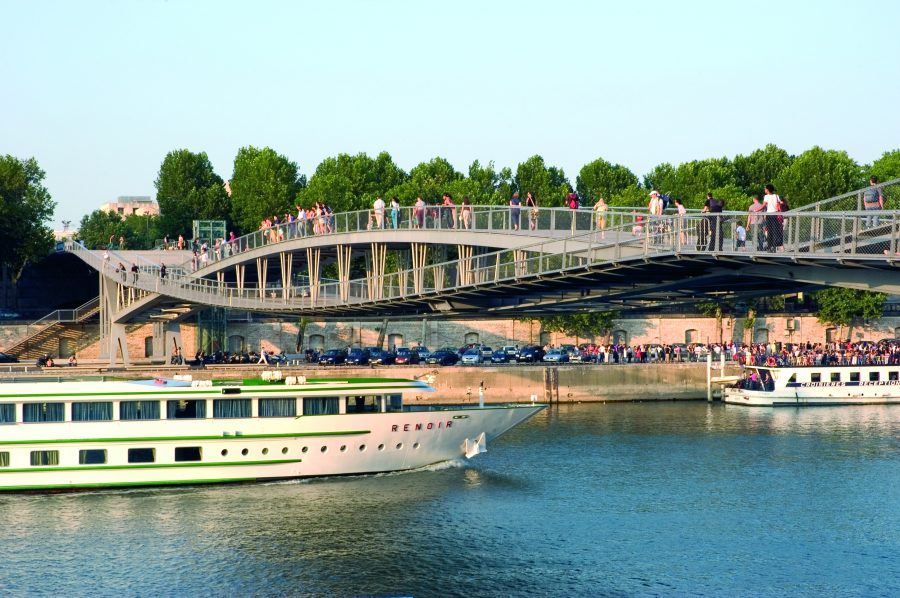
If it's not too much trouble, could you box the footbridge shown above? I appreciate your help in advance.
[65,180,900,364]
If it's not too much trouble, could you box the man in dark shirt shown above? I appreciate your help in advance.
[704,192,725,251]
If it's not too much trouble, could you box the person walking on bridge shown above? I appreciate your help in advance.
[763,184,783,251]
[509,192,521,230]
[390,196,400,229]
[747,196,765,251]
[863,176,884,228]
[373,196,385,229]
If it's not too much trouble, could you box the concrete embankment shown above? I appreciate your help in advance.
[0,363,740,403]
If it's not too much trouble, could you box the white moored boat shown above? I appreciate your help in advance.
[0,373,544,492]
[723,364,900,407]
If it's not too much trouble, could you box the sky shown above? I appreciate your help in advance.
[2,0,899,228]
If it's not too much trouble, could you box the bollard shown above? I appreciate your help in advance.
[707,352,712,402]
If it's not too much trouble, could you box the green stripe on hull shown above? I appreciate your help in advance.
[0,477,265,492]
[0,458,301,474]
[0,430,369,445]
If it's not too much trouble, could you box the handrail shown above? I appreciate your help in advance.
[791,177,900,213]
[66,209,900,314]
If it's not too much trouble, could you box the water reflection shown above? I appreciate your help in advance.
[0,402,897,597]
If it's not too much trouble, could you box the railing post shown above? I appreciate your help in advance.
[851,214,859,255]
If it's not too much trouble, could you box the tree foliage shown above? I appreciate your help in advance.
[733,144,793,198]
[76,210,161,250]
[385,157,462,204]
[869,149,900,184]
[230,146,306,233]
[576,158,639,203]
[643,157,737,209]
[154,149,230,238]
[774,146,863,207]
[532,311,615,340]
[514,155,570,207]
[0,156,56,281]
[815,287,886,339]
[301,151,406,212]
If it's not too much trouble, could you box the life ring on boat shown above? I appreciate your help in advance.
[765,356,776,367]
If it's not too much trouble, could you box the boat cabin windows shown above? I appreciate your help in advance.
[167,399,206,419]
[213,398,251,419]
[810,373,821,383]
[120,400,160,421]
[128,448,155,463]
[31,450,59,466]
[850,372,860,382]
[346,395,380,414]
[174,447,202,462]
[72,402,113,422]
[0,403,14,424]
[869,372,880,382]
[259,398,296,418]
[890,372,899,381]
[23,402,64,423]
[79,449,107,465]
[830,373,841,382]
[0,452,8,467]
[386,394,403,413]
[303,397,339,416]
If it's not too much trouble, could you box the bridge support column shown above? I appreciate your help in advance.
[336,245,352,301]
[411,243,427,293]
[366,243,386,300]
[515,249,527,278]
[397,250,410,297]
[432,245,447,291]
[306,248,320,302]
[280,252,293,300]
[109,323,130,368]
[235,264,245,295]
[256,258,268,299]
[457,245,474,286]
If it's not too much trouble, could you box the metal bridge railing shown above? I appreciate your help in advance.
[66,209,900,313]
[791,177,900,213]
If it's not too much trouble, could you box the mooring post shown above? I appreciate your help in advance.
[707,352,713,402]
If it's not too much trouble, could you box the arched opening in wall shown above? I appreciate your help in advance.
[59,338,75,359]
[387,333,404,350]
[894,326,900,339]
[143,336,153,358]
[228,335,245,354]
[308,334,325,351]
[684,329,699,344]
[539,331,551,347]
[464,332,479,346]
[613,329,628,345]
[754,328,770,344]
[825,327,839,343]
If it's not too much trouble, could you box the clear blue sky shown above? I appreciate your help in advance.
[2,0,898,227]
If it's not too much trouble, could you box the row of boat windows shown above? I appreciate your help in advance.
[0,395,401,424]
[788,371,900,383]
[0,441,423,468]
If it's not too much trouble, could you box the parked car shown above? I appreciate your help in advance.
[460,349,483,365]
[346,348,371,365]
[425,348,460,366]
[517,345,545,363]
[413,346,431,360]
[318,348,348,365]
[0,352,19,363]
[369,348,396,365]
[490,349,511,363]
[499,345,520,358]
[478,345,493,357]
[394,347,420,365]
[543,348,569,363]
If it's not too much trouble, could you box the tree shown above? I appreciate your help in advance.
[869,149,900,184]
[815,287,886,341]
[531,311,615,342]
[733,144,794,197]
[301,151,406,212]
[76,211,161,250]
[607,184,649,208]
[385,157,463,204]
[229,146,306,233]
[154,149,230,238]
[0,156,56,283]
[514,155,570,207]
[643,157,738,209]
[576,158,639,203]
[774,146,864,207]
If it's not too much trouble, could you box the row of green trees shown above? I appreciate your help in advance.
[77,144,900,246]
[0,156,56,282]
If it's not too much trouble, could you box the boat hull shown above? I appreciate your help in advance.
[723,388,900,407]
[0,405,544,492]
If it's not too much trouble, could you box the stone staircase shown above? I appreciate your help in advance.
[4,298,100,359]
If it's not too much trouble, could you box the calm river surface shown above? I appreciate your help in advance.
[1,402,898,597]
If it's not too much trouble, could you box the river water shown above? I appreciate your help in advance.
[0,402,897,597]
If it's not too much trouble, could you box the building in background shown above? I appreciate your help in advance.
[99,196,159,218]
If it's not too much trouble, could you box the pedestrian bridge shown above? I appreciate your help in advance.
[65,180,900,364]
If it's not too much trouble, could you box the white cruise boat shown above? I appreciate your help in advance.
[0,374,544,492]
[723,364,900,407]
